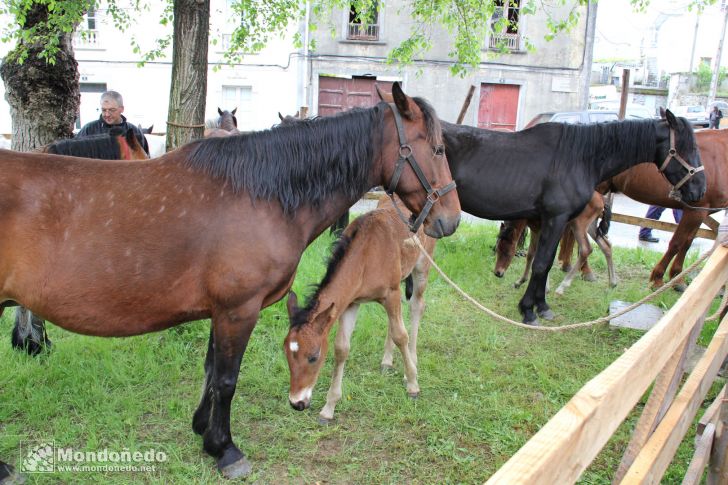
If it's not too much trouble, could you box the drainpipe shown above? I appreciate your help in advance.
[709,4,728,107]
[580,0,598,109]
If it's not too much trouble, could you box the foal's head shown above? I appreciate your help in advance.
[494,220,527,277]
[283,291,337,411]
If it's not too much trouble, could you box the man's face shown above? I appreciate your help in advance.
[101,98,124,125]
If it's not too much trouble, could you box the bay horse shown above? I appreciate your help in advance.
[204,107,239,137]
[598,127,728,290]
[11,128,149,356]
[0,83,460,479]
[494,191,617,296]
[284,196,436,423]
[440,113,704,324]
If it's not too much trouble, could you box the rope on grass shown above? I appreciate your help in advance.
[411,235,715,332]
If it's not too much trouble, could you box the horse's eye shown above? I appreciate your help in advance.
[307,354,318,364]
[433,144,445,156]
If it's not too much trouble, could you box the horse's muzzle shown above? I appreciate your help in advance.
[289,399,309,411]
[425,214,460,238]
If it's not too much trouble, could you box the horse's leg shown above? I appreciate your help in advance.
[383,290,419,398]
[588,222,618,288]
[407,260,430,370]
[320,303,359,424]
[11,307,51,356]
[555,222,593,296]
[515,227,539,289]
[192,326,214,436]
[518,216,568,324]
[558,228,575,273]
[665,212,703,291]
[649,211,701,289]
[202,304,259,479]
[0,460,23,484]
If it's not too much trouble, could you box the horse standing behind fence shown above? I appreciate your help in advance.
[597,127,728,290]
[284,196,436,423]
[204,107,239,138]
[494,191,616,296]
[10,129,149,356]
[0,83,460,479]
[439,112,704,324]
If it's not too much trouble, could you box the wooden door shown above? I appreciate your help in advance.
[478,83,519,131]
[318,76,394,115]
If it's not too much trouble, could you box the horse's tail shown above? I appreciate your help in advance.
[404,275,413,301]
[597,193,614,239]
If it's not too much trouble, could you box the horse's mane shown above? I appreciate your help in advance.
[555,117,694,168]
[47,132,123,159]
[289,219,363,328]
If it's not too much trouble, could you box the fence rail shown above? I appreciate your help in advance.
[486,245,728,484]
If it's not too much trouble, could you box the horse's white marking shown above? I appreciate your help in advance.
[105,218,113,227]
[125,248,132,257]
[178,209,187,218]
[289,341,299,353]
[289,386,313,405]
[158,205,165,213]
[67,193,73,201]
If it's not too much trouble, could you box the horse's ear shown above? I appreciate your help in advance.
[218,107,223,116]
[665,108,679,129]
[313,302,337,332]
[125,128,136,146]
[375,84,391,102]
[147,124,153,134]
[278,112,285,122]
[391,82,413,119]
[231,108,237,115]
[286,291,299,318]
[659,107,667,120]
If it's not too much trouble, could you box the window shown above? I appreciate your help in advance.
[72,8,101,49]
[489,0,521,51]
[347,2,379,41]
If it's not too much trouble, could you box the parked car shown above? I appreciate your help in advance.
[591,102,657,120]
[524,110,620,128]
[672,105,709,128]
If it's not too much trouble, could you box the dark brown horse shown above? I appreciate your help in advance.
[204,107,239,137]
[11,129,149,356]
[598,127,728,289]
[0,83,460,479]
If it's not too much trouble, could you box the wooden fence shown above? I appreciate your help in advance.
[486,244,728,484]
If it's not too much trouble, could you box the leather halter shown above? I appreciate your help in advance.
[385,103,457,233]
[659,127,704,201]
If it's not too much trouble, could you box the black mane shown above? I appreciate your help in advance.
[186,98,443,214]
[47,131,123,159]
[289,220,363,328]
[555,119,662,170]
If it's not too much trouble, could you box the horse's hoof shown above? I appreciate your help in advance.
[408,391,420,399]
[522,317,540,326]
[538,309,555,320]
[0,463,26,485]
[514,282,524,289]
[218,453,252,480]
[318,415,334,426]
[582,273,596,282]
[380,364,394,374]
[673,283,687,293]
[562,264,573,273]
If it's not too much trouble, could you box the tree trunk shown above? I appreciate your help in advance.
[0,5,79,151]
[166,0,210,151]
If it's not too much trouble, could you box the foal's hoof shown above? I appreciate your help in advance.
[582,272,597,282]
[538,309,555,321]
[217,449,252,480]
[380,364,394,374]
[318,415,334,426]
[407,391,420,399]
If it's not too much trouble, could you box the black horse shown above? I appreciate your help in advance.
[441,112,705,324]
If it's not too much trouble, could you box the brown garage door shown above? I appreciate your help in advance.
[478,83,520,131]
[318,76,394,115]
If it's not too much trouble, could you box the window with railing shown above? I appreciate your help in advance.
[73,7,101,49]
[489,0,521,51]
[347,2,379,41]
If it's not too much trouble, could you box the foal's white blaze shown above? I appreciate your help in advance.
[289,341,299,353]
[289,386,313,405]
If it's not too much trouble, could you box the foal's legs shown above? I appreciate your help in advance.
[320,304,359,424]
[11,307,50,356]
[588,221,618,288]
[555,222,593,296]
[515,227,539,289]
[200,303,260,479]
[519,216,568,324]
[406,261,430,369]
[382,290,419,397]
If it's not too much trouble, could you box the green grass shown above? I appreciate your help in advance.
[0,221,723,484]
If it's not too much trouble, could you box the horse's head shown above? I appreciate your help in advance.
[494,220,526,277]
[657,108,706,203]
[217,107,238,131]
[283,292,336,411]
[377,82,460,239]
[112,128,149,160]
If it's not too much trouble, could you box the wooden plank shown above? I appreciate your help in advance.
[707,390,728,484]
[613,325,699,483]
[620,311,728,484]
[682,423,716,485]
[486,246,728,485]
[611,213,716,240]
[456,85,476,124]
[698,385,726,436]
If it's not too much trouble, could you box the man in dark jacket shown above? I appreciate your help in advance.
[77,90,150,154]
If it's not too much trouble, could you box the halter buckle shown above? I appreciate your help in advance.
[399,144,413,158]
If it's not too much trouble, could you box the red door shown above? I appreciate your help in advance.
[318,76,394,115]
[478,83,519,131]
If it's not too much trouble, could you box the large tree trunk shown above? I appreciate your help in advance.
[166,0,210,150]
[0,5,79,151]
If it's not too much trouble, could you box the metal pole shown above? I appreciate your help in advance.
[689,12,701,74]
[708,5,728,107]
[619,69,630,120]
